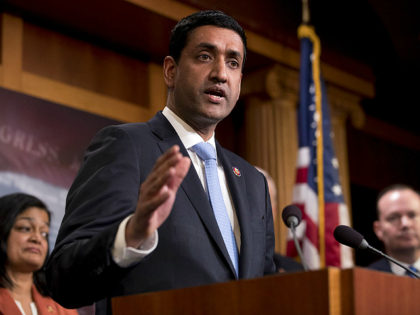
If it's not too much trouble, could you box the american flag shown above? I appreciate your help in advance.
[286,25,353,269]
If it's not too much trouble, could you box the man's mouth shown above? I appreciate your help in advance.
[205,87,226,101]
[398,233,416,240]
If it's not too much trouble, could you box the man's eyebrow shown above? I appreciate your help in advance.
[195,42,217,53]
[226,49,242,60]
[196,42,243,60]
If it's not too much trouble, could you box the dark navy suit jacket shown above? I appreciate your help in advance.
[46,112,276,311]
[273,253,304,272]
[368,257,393,273]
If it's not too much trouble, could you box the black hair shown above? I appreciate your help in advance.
[169,10,247,68]
[0,193,51,296]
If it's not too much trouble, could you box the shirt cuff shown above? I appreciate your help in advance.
[112,215,158,268]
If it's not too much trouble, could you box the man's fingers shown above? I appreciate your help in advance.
[146,155,190,195]
[177,156,191,177]
[141,146,189,197]
[167,157,191,189]
[140,166,175,198]
[151,145,181,173]
[139,185,171,216]
[151,152,183,178]
[130,147,190,245]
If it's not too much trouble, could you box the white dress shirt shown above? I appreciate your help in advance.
[14,301,37,315]
[390,257,420,276]
[112,107,241,267]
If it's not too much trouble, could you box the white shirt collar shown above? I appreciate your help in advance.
[390,257,420,276]
[162,107,216,150]
[414,258,420,270]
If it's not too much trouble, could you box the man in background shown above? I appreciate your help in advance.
[255,167,303,272]
[369,184,420,277]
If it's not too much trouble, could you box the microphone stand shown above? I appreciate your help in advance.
[290,223,308,271]
[366,244,420,279]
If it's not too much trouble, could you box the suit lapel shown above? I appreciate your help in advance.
[217,143,253,278]
[149,113,237,277]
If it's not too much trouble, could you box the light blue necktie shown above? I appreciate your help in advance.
[192,142,239,276]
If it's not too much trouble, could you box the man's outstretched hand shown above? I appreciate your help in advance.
[125,145,191,248]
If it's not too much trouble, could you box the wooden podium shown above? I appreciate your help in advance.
[112,267,420,315]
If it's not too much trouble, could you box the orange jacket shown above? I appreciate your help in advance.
[0,285,78,315]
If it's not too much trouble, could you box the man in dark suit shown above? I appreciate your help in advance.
[368,184,420,277]
[45,10,276,313]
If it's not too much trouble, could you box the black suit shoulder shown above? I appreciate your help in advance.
[367,258,392,273]
[273,253,304,272]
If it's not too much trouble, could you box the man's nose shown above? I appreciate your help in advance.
[210,58,228,83]
[400,215,413,227]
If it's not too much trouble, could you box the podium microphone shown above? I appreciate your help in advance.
[333,225,419,279]
[282,205,308,271]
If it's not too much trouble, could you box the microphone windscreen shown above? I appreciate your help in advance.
[282,205,302,226]
[333,225,364,249]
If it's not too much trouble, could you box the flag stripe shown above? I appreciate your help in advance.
[296,168,308,183]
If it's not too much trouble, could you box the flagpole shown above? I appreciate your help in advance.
[302,0,310,24]
[313,37,325,269]
[300,0,326,268]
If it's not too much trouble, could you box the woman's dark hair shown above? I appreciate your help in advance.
[0,193,51,296]
[169,10,247,68]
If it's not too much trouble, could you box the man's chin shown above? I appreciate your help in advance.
[203,105,233,120]
[393,243,419,252]
[201,111,228,124]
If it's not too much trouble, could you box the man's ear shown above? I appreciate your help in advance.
[373,220,383,241]
[163,56,177,88]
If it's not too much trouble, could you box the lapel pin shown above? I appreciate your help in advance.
[232,167,241,177]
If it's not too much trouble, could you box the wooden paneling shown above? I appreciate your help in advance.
[0,14,3,64]
[21,72,150,122]
[113,268,420,315]
[1,13,22,89]
[126,0,374,98]
[23,22,149,106]
[0,13,154,122]
[348,125,420,191]
[340,268,420,315]
[147,62,166,119]
[113,269,339,315]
